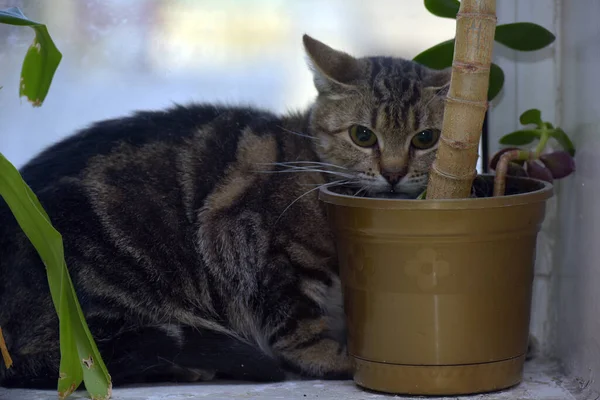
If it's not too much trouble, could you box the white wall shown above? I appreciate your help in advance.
[490,0,562,359]
[492,4,600,393]
[554,0,600,394]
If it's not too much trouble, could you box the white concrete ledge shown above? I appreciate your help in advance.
[0,359,577,400]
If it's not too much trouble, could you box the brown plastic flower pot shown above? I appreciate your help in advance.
[319,175,553,396]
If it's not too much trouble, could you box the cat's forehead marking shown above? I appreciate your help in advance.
[368,57,424,82]
[367,58,426,107]
[362,57,431,136]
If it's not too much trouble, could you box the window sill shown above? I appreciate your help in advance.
[0,359,579,400]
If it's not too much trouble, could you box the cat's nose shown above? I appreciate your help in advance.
[381,168,406,185]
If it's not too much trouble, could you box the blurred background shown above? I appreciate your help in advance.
[0,0,455,167]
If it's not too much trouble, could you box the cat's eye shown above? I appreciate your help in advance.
[349,125,377,147]
[411,129,440,150]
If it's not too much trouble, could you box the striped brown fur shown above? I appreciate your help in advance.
[0,35,450,388]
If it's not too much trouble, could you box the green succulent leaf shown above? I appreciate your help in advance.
[519,108,543,127]
[499,130,541,146]
[413,39,454,70]
[494,22,556,51]
[0,7,62,106]
[549,128,576,156]
[424,0,460,19]
[488,63,504,101]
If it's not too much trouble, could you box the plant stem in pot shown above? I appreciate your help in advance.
[427,0,497,199]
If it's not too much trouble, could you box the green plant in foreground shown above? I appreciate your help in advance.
[489,108,576,196]
[0,7,111,400]
[414,0,556,100]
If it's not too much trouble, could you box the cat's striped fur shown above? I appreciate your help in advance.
[0,35,450,388]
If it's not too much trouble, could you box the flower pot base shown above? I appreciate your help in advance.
[320,176,552,397]
[353,355,525,396]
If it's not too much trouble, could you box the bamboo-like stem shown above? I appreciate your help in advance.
[493,149,521,196]
[493,149,535,196]
[426,0,497,199]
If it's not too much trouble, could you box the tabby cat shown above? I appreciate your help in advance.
[0,35,451,388]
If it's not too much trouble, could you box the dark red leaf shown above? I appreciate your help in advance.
[540,151,576,179]
[506,162,528,177]
[526,160,554,183]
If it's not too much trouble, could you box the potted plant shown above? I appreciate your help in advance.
[320,0,574,395]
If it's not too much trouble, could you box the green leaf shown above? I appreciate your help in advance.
[499,129,541,146]
[57,286,82,400]
[417,189,427,199]
[0,153,112,399]
[519,109,543,127]
[549,128,576,156]
[424,0,459,19]
[413,39,454,70]
[488,63,504,101]
[0,7,62,106]
[494,22,556,51]
[414,41,503,100]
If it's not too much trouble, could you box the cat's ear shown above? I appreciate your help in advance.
[423,67,452,97]
[302,34,363,94]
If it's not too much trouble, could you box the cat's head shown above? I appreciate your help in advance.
[303,34,451,198]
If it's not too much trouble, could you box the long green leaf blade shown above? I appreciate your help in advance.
[424,0,459,19]
[495,22,556,51]
[0,7,62,106]
[57,281,82,400]
[0,6,34,25]
[0,153,112,399]
[413,39,454,70]
[65,261,112,399]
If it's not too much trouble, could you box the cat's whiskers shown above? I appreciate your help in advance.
[254,162,349,174]
[276,126,317,140]
[423,81,450,108]
[266,161,350,170]
[253,166,355,180]
[277,126,326,148]
[299,181,340,187]
[274,179,354,224]
[353,185,369,197]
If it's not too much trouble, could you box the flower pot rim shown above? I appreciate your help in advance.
[319,174,553,210]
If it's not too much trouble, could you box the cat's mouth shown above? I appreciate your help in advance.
[333,180,424,199]
[372,186,423,199]
[368,176,425,198]
[372,191,417,199]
